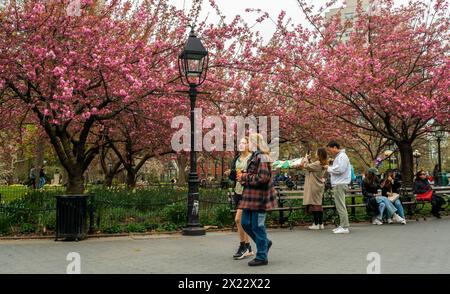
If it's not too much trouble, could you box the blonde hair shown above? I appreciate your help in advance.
[249,133,270,155]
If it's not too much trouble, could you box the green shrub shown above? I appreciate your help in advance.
[124,223,147,233]
[157,222,178,232]
[0,215,11,235]
[287,210,306,226]
[20,223,36,234]
[40,211,56,231]
[265,211,279,225]
[144,222,158,231]
[106,207,130,223]
[103,224,122,234]
[211,205,233,227]
[160,202,187,226]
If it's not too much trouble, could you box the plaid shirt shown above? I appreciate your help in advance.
[238,152,277,211]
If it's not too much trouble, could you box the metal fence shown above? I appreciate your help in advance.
[0,185,230,236]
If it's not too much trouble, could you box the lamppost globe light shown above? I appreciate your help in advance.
[384,150,393,170]
[433,123,445,139]
[178,26,209,87]
[413,150,421,174]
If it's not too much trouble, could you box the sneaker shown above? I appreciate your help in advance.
[245,243,254,257]
[319,224,325,230]
[332,226,343,232]
[401,219,406,225]
[393,213,405,224]
[248,258,268,266]
[333,227,350,234]
[387,218,393,224]
[308,224,320,230]
[233,242,249,260]
[372,218,383,225]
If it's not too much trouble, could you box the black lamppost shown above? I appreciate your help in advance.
[178,26,208,236]
[434,125,446,186]
[384,149,393,170]
[434,125,445,174]
[214,159,218,180]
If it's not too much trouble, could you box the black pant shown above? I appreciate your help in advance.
[312,211,323,225]
[431,195,445,214]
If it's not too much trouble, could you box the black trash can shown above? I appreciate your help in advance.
[55,195,89,241]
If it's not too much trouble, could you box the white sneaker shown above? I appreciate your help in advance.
[372,218,383,225]
[393,213,405,224]
[333,227,350,234]
[319,224,325,230]
[308,224,320,230]
[387,218,393,224]
[401,218,406,225]
[332,226,343,232]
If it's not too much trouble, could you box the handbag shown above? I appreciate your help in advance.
[388,192,400,203]
[415,190,433,202]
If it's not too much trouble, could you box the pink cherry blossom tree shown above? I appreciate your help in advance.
[263,0,449,185]
[0,0,191,193]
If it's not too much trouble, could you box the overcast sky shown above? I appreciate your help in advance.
[169,0,413,42]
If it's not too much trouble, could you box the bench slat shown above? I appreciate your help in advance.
[278,196,304,200]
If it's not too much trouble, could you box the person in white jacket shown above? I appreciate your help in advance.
[326,141,351,234]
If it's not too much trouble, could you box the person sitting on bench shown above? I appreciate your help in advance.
[414,170,445,219]
[381,171,406,221]
[362,168,406,225]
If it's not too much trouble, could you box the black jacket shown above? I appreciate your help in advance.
[362,179,380,198]
[414,179,432,194]
[362,179,380,217]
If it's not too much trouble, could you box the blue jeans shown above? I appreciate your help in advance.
[375,196,397,219]
[392,199,405,218]
[241,209,269,261]
[38,177,46,189]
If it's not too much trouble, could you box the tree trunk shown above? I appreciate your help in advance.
[398,141,414,188]
[104,175,114,187]
[126,169,136,188]
[177,155,188,185]
[66,169,85,194]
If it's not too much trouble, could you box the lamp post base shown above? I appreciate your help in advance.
[182,226,206,236]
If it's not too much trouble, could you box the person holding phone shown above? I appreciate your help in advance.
[298,148,329,229]
[326,141,351,234]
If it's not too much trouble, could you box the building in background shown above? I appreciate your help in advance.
[325,0,376,41]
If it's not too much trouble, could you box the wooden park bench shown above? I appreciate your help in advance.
[229,185,366,230]
[229,183,449,229]
[400,185,450,219]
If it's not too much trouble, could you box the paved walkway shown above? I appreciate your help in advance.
[1,217,450,274]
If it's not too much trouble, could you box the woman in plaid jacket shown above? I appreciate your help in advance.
[236,133,277,266]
